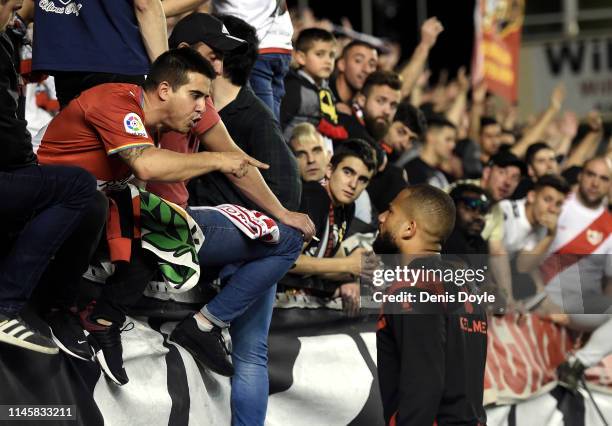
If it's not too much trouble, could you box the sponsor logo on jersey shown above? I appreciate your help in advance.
[124,113,148,137]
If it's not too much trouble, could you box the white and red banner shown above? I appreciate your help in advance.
[1,306,611,425]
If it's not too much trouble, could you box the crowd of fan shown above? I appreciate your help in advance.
[1,0,611,425]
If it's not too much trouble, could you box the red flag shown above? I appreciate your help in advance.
[472,0,525,102]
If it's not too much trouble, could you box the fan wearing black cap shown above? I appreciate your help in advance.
[164,13,314,426]
[447,151,525,307]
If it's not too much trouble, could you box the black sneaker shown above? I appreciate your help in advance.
[557,358,586,394]
[0,314,59,355]
[47,308,93,361]
[79,305,132,386]
[170,316,234,377]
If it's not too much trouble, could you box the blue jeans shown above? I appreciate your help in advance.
[229,286,276,426]
[187,208,301,326]
[249,53,292,121]
[0,164,103,315]
[186,208,302,424]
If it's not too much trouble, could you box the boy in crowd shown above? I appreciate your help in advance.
[289,122,331,183]
[281,139,377,314]
[404,115,457,189]
[280,28,346,142]
[375,185,488,426]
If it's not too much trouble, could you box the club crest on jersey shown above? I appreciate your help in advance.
[124,113,147,137]
[586,229,603,246]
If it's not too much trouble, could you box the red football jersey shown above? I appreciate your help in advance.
[37,83,155,189]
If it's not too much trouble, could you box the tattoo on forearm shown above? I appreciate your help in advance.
[118,146,149,165]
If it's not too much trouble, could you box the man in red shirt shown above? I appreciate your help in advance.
[37,48,315,386]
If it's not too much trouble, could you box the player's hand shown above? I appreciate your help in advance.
[218,152,269,178]
[278,209,316,242]
[420,17,444,49]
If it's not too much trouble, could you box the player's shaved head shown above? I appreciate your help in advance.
[398,185,456,245]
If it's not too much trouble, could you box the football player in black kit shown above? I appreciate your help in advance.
[374,185,488,426]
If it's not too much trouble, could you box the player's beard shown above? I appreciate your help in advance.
[364,115,390,141]
[373,230,400,254]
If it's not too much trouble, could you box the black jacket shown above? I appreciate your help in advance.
[188,85,301,212]
[377,256,488,426]
[0,31,36,170]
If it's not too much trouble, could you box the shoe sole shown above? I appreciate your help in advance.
[49,327,93,362]
[0,331,59,355]
[91,347,129,386]
[169,331,234,377]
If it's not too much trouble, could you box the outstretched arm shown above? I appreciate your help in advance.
[511,84,565,159]
[118,145,265,182]
[199,121,316,239]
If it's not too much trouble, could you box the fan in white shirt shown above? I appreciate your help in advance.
[545,157,612,393]
[500,174,569,262]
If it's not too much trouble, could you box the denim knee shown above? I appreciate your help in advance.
[277,224,303,260]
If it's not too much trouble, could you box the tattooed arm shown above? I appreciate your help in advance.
[118,145,267,182]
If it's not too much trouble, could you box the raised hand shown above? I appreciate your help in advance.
[421,17,444,49]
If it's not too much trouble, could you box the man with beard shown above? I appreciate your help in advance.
[442,184,491,270]
[537,157,612,392]
[404,115,457,189]
[338,70,401,144]
[338,70,408,216]
[374,185,488,426]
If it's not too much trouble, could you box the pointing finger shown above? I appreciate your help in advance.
[247,156,270,170]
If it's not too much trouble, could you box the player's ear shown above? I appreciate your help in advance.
[399,219,416,241]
